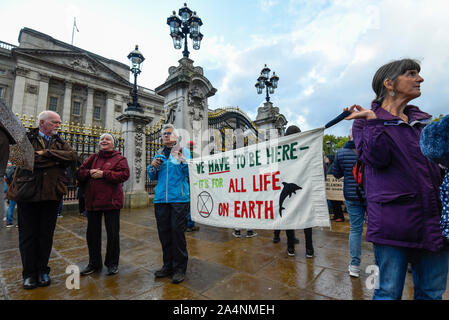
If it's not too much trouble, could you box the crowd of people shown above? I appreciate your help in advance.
[1,58,448,300]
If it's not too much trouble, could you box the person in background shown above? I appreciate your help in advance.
[148,124,191,284]
[332,127,367,277]
[4,162,17,227]
[272,125,314,258]
[345,58,447,300]
[325,154,345,222]
[78,133,130,276]
[0,121,15,226]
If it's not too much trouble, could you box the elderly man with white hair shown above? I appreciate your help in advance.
[7,110,77,290]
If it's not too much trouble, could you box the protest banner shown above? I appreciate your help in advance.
[325,174,345,201]
[189,128,330,230]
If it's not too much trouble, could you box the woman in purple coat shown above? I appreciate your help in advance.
[344,59,448,300]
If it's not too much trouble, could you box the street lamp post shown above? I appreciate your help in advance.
[255,64,279,102]
[126,45,145,113]
[167,3,203,58]
[326,140,333,155]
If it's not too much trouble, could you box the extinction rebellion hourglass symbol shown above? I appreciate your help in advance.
[197,191,213,218]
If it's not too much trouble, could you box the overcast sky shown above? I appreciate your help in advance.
[1,0,448,137]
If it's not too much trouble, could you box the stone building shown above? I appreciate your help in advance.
[0,27,164,130]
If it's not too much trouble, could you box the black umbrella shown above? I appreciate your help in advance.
[0,100,34,171]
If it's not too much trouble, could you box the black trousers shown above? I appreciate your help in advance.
[274,228,313,249]
[86,210,120,269]
[17,201,59,278]
[330,200,344,220]
[154,203,189,274]
[78,196,85,213]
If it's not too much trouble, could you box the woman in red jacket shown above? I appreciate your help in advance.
[77,133,130,276]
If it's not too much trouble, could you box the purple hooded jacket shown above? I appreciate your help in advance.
[352,102,443,252]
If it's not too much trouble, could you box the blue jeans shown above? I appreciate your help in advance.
[345,200,366,266]
[373,244,449,300]
[6,199,16,224]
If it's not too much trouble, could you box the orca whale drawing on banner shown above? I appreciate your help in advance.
[279,182,302,217]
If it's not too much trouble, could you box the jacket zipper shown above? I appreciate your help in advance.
[166,154,169,202]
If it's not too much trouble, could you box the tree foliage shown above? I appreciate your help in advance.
[323,134,349,155]
[432,114,444,122]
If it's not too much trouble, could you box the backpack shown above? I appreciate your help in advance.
[351,150,365,202]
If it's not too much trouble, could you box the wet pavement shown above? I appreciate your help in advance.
[1,207,448,300]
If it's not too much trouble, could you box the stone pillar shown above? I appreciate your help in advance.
[36,73,50,117]
[155,57,216,157]
[117,111,152,209]
[62,80,72,122]
[105,92,116,130]
[85,87,94,127]
[254,101,288,140]
[11,67,28,115]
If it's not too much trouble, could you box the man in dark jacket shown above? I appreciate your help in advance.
[7,111,77,290]
[332,127,366,278]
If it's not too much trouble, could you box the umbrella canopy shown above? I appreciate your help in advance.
[0,100,34,171]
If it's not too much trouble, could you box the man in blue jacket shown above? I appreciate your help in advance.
[148,124,191,284]
[332,127,366,278]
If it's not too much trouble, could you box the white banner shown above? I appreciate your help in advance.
[188,128,330,230]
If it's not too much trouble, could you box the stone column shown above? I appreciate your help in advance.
[85,87,94,127]
[11,67,28,115]
[105,92,116,130]
[36,73,50,117]
[155,57,217,157]
[254,101,288,140]
[61,80,72,122]
[117,111,152,209]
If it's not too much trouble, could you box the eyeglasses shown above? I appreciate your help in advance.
[162,132,173,136]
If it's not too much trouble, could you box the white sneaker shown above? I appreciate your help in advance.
[348,265,360,278]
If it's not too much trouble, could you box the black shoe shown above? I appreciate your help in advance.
[37,273,51,287]
[272,237,280,243]
[172,272,185,284]
[23,276,37,290]
[80,265,102,276]
[106,266,118,276]
[287,247,295,256]
[154,267,173,278]
[232,230,242,237]
[306,247,314,258]
[246,230,257,238]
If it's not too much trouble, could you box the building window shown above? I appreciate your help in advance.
[49,96,58,111]
[93,106,101,120]
[0,87,4,99]
[72,101,81,116]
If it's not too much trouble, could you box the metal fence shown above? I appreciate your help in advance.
[17,114,124,201]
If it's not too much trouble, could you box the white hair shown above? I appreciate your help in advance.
[38,110,60,122]
[162,123,179,138]
[99,133,116,147]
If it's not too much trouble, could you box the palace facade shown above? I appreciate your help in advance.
[0,27,165,130]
